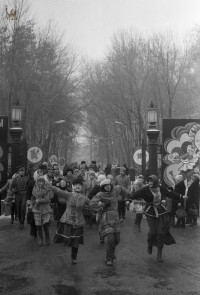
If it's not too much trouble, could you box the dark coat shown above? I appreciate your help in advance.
[173,181,186,211]
[132,184,182,218]
[26,180,35,201]
[186,178,200,213]
[88,185,101,200]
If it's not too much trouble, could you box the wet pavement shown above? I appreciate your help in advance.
[0,212,200,295]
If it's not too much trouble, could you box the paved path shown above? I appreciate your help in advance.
[0,212,200,295]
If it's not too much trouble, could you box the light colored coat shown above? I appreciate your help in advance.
[52,187,90,228]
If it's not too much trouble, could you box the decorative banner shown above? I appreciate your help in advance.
[133,148,149,166]
[49,155,58,165]
[27,147,43,163]
[58,157,65,168]
[0,116,8,186]
[162,119,200,188]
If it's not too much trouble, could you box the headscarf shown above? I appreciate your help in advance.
[32,176,50,200]
[147,175,160,188]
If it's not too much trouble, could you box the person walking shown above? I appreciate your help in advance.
[0,175,16,224]
[52,178,90,264]
[174,175,186,228]
[186,174,200,228]
[11,165,29,229]
[131,175,187,262]
[90,178,121,266]
[32,176,53,246]
[26,168,45,239]
[55,178,71,228]
[114,167,131,220]
[131,178,145,232]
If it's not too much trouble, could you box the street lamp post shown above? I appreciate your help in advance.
[146,102,160,176]
[10,105,23,175]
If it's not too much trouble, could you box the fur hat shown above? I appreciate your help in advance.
[37,176,46,183]
[97,174,106,184]
[72,178,83,186]
[134,179,142,185]
[107,174,113,181]
[100,179,111,187]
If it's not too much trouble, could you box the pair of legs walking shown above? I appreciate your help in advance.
[10,203,17,224]
[118,201,126,221]
[134,213,143,231]
[37,222,50,246]
[15,194,26,229]
[147,216,165,262]
[105,232,120,266]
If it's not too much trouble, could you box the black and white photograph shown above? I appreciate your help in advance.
[0,0,200,294]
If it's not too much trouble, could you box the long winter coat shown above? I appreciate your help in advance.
[172,180,186,212]
[90,186,120,236]
[131,177,182,218]
[186,177,200,214]
[52,187,90,228]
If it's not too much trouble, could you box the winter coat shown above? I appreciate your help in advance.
[32,183,53,215]
[52,187,90,228]
[186,177,200,213]
[172,180,186,211]
[115,185,130,201]
[90,186,120,235]
[88,184,101,200]
[114,174,130,189]
[131,175,182,218]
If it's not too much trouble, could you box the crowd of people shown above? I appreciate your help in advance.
[0,159,199,266]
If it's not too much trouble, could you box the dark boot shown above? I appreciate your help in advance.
[10,217,14,224]
[71,247,78,264]
[147,243,153,254]
[171,216,176,227]
[37,226,43,246]
[157,247,163,262]
[99,233,104,244]
[43,223,50,245]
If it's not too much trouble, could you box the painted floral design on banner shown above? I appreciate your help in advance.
[163,122,200,186]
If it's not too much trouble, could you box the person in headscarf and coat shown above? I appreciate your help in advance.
[54,178,72,228]
[186,174,200,228]
[90,178,122,266]
[131,175,187,262]
[52,178,90,264]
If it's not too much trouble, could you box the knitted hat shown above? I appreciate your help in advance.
[100,179,111,187]
[97,174,106,184]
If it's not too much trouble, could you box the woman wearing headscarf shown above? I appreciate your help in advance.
[90,179,123,266]
[52,178,90,264]
[131,175,187,262]
[186,174,200,228]
[54,178,72,228]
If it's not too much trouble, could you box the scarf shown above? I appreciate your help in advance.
[150,187,161,206]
